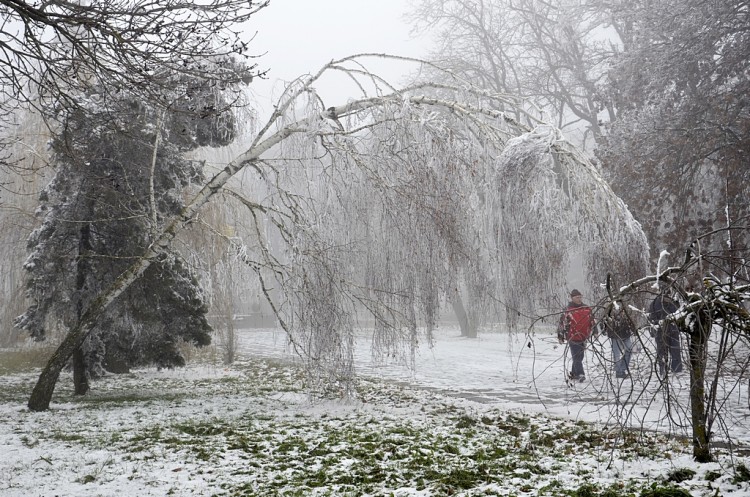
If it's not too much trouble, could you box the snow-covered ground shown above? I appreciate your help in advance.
[1,325,749,496]
[239,325,750,449]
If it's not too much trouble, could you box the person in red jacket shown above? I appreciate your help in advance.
[557,289,595,382]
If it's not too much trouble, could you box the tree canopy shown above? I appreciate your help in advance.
[600,0,750,257]
[409,0,750,266]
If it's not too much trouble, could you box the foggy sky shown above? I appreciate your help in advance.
[245,0,428,117]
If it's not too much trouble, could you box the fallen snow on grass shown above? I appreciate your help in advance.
[0,327,749,496]
[239,326,750,448]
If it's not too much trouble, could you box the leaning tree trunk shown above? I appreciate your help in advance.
[28,259,148,411]
[687,304,713,462]
[28,193,220,410]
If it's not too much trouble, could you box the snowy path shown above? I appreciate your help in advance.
[237,326,750,449]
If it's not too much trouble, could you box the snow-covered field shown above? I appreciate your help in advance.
[241,325,750,447]
[1,326,749,496]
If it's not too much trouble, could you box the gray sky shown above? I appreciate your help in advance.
[246,0,429,117]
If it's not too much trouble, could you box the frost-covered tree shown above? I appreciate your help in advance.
[411,0,750,270]
[0,0,263,143]
[406,0,639,333]
[24,54,649,411]
[0,109,51,347]
[598,0,750,260]
[0,0,266,345]
[15,67,241,394]
[408,0,620,148]
[185,196,263,366]
[424,0,750,460]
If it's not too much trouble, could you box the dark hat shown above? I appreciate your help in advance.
[570,289,582,297]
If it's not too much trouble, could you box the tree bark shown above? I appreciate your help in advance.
[28,285,115,411]
[72,347,88,395]
[73,223,92,396]
[687,306,712,462]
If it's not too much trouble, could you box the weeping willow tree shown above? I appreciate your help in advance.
[27,54,648,411]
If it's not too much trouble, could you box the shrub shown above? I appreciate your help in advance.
[640,484,691,497]
[666,468,695,483]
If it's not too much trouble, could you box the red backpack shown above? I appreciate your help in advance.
[565,305,593,342]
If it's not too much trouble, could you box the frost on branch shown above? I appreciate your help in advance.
[490,126,649,319]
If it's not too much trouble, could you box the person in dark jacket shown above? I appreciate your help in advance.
[602,309,635,379]
[648,291,683,376]
[557,289,595,382]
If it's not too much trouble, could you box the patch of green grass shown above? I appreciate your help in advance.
[704,470,722,482]
[78,391,186,408]
[666,467,695,483]
[78,474,96,484]
[640,484,692,497]
[599,482,638,497]
[434,466,493,490]
[49,431,87,443]
[127,426,164,446]
[174,420,231,437]
[538,478,569,495]
[571,483,598,497]
[455,414,478,429]
[733,462,750,484]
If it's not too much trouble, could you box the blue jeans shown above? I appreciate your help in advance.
[611,336,633,376]
[569,341,585,378]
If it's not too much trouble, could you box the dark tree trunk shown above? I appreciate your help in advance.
[452,293,477,338]
[29,346,70,411]
[687,306,712,462]
[72,348,89,395]
[73,223,92,396]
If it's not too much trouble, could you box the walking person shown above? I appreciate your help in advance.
[602,310,635,379]
[648,290,683,376]
[557,289,595,383]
